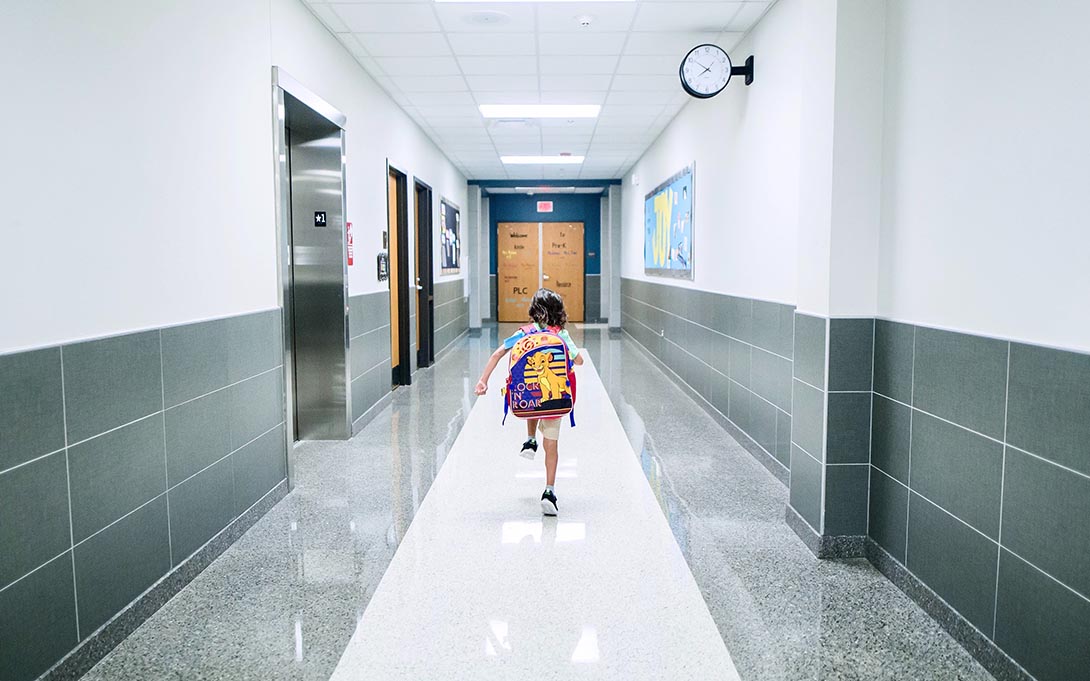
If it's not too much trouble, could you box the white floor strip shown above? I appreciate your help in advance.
[330,356,741,680]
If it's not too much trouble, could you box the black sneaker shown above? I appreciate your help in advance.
[520,438,538,460]
[541,489,558,516]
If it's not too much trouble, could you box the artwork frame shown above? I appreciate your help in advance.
[440,198,460,274]
[643,163,695,280]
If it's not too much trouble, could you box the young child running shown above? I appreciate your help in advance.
[475,288,584,516]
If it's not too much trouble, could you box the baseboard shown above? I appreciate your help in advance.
[622,328,790,486]
[784,505,822,556]
[352,390,395,436]
[864,538,1034,681]
[43,479,289,680]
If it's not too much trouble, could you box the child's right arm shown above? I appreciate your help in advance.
[475,345,509,395]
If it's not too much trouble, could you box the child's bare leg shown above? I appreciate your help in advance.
[543,438,559,487]
[526,419,538,438]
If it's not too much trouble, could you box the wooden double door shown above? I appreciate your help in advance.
[497,222,584,323]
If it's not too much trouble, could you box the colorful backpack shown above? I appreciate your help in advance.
[503,324,576,426]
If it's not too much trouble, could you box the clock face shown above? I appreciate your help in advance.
[680,44,731,99]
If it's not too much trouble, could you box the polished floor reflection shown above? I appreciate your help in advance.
[83,325,993,680]
[82,331,497,680]
[329,337,739,680]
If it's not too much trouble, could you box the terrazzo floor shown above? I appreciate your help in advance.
[81,325,994,680]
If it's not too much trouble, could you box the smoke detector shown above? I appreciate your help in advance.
[576,14,595,27]
[464,10,511,27]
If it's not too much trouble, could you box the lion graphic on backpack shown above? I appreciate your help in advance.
[525,351,567,403]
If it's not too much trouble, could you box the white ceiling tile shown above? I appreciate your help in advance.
[333,4,441,33]
[376,56,461,76]
[632,2,744,32]
[396,75,468,92]
[465,75,537,92]
[408,91,478,107]
[472,90,541,104]
[458,55,537,75]
[539,91,607,105]
[447,32,536,56]
[435,4,536,32]
[624,31,719,56]
[610,74,679,91]
[309,4,350,32]
[354,32,451,57]
[538,118,597,132]
[604,90,671,106]
[537,32,627,55]
[540,55,618,75]
[616,54,680,75]
[728,2,771,31]
[535,3,637,32]
[540,74,613,91]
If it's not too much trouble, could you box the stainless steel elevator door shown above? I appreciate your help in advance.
[286,97,349,441]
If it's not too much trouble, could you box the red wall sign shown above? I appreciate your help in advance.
[537,200,554,213]
[346,221,354,266]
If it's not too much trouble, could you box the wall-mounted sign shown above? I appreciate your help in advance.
[314,211,327,227]
[377,251,389,281]
[537,200,554,213]
[346,221,354,266]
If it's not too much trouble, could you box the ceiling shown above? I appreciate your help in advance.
[302,0,775,180]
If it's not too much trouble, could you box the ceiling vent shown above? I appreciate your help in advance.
[490,119,537,130]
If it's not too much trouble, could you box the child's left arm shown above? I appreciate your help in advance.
[475,345,509,395]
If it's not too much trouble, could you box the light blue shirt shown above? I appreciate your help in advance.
[503,324,580,357]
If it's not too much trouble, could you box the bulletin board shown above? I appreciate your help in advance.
[644,163,694,279]
[440,199,460,274]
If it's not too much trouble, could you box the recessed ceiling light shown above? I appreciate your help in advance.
[480,104,599,119]
[502,156,585,165]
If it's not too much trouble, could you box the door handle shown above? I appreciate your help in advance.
[543,274,550,280]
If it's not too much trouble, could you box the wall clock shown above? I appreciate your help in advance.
[679,44,754,98]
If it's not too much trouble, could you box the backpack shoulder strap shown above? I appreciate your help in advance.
[519,324,538,335]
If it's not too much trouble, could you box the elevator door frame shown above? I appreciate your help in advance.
[272,67,351,490]
[414,179,435,368]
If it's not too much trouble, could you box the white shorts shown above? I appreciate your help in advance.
[535,417,562,441]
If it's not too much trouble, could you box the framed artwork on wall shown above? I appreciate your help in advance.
[440,198,460,274]
[644,163,694,279]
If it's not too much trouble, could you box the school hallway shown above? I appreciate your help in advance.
[4,1,1088,680]
[75,326,990,680]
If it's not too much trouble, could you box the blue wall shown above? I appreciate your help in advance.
[489,194,602,275]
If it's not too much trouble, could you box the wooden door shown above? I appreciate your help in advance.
[497,222,541,322]
[414,183,434,367]
[388,173,400,373]
[542,222,584,322]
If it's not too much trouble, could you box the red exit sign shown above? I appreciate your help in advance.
[537,200,553,213]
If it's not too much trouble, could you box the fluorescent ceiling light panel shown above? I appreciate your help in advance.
[438,0,631,3]
[480,104,600,119]
[501,156,585,165]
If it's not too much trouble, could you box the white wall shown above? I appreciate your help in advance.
[270,0,467,298]
[621,0,803,305]
[0,0,277,353]
[879,0,1090,352]
[0,0,466,354]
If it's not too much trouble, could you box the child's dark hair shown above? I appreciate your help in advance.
[529,288,567,329]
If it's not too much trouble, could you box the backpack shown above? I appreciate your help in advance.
[503,324,577,427]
